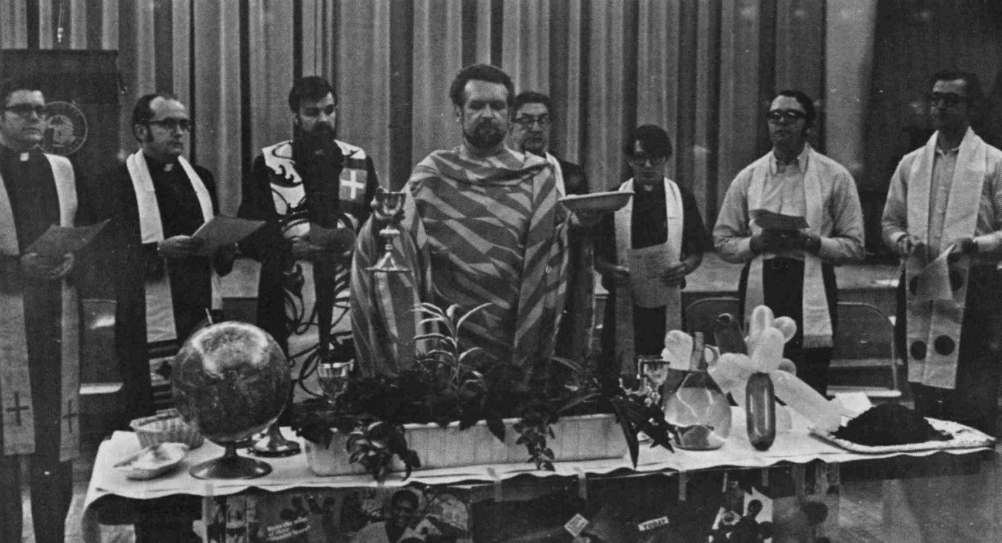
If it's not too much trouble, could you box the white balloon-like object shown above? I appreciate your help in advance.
[705,306,847,434]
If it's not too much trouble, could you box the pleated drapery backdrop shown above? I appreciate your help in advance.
[0,0,877,225]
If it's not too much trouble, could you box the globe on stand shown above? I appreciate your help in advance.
[172,321,291,479]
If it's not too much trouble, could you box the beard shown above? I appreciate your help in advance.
[464,119,506,149]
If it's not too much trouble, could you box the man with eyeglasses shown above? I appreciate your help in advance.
[595,125,708,376]
[507,91,595,362]
[352,64,567,378]
[0,78,89,543]
[882,70,1002,434]
[239,76,378,371]
[97,91,235,540]
[714,90,864,395]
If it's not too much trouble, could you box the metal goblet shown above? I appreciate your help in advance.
[367,187,410,274]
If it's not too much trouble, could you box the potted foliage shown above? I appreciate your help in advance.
[291,303,678,479]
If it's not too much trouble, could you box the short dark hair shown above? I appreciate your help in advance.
[511,91,552,120]
[774,90,816,124]
[132,92,180,142]
[930,69,983,105]
[288,76,337,113]
[390,489,419,510]
[625,124,673,158]
[449,64,514,108]
[1,78,44,106]
[132,92,179,127]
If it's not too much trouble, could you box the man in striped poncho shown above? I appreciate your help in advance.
[351,64,569,378]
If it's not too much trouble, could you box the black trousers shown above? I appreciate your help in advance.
[739,257,838,395]
[0,453,73,543]
[906,265,1002,436]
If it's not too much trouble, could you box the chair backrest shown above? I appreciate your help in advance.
[684,296,741,346]
[832,302,895,361]
[829,301,900,398]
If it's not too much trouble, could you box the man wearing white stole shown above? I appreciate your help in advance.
[714,90,865,395]
[99,93,234,421]
[595,125,708,377]
[882,70,1002,435]
[0,79,85,543]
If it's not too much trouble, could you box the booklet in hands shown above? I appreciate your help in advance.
[191,216,265,256]
[751,209,808,231]
[25,219,110,261]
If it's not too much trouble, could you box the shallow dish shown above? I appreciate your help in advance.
[559,191,633,213]
[116,443,189,480]
[812,417,995,454]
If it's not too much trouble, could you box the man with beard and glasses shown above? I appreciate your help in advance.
[351,64,568,381]
[714,90,864,395]
[239,76,379,372]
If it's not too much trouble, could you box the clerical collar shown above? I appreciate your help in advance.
[0,144,36,162]
[143,152,180,173]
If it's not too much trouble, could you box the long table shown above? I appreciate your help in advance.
[80,408,999,542]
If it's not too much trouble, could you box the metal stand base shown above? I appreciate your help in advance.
[250,424,301,457]
[189,443,272,479]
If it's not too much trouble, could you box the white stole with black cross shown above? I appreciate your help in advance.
[0,153,81,461]
[613,178,684,374]
[126,151,222,354]
[904,129,987,389]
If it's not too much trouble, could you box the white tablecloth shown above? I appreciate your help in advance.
[79,409,991,543]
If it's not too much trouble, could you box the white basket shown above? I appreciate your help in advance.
[130,409,205,449]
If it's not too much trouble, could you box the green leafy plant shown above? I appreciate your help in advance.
[291,302,678,478]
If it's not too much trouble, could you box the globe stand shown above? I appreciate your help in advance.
[250,423,301,457]
[189,443,273,479]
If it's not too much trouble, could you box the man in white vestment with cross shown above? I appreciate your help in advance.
[0,77,86,543]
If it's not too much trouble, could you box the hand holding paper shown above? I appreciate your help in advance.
[25,219,109,261]
[190,216,265,256]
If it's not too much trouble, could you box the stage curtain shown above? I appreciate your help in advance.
[2,0,885,227]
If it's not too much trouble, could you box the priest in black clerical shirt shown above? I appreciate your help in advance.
[0,79,86,543]
[96,92,234,423]
[92,92,235,542]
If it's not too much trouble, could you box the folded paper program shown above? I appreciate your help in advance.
[750,209,809,231]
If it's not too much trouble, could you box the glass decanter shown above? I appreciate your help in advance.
[663,332,732,450]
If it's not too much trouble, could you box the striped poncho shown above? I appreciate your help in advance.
[351,145,569,376]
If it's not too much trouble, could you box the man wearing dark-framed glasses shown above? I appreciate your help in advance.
[92,91,236,541]
[882,69,1002,435]
[0,78,88,543]
[507,90,596,363]
[714,89,865,395]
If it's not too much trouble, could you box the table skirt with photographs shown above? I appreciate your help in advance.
[81,408,1000,543]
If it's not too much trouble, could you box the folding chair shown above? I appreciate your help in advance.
[827,302,902,400]
[683,296,741,346]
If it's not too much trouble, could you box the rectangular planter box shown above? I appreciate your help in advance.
[305,413,628,476]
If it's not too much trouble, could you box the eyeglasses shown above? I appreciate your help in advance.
[628,154,666,167]
[928,92,968,107]
[3,104,47,118]
[513,115,551,128]
[766,110,807,122]
[148,118,192,131]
